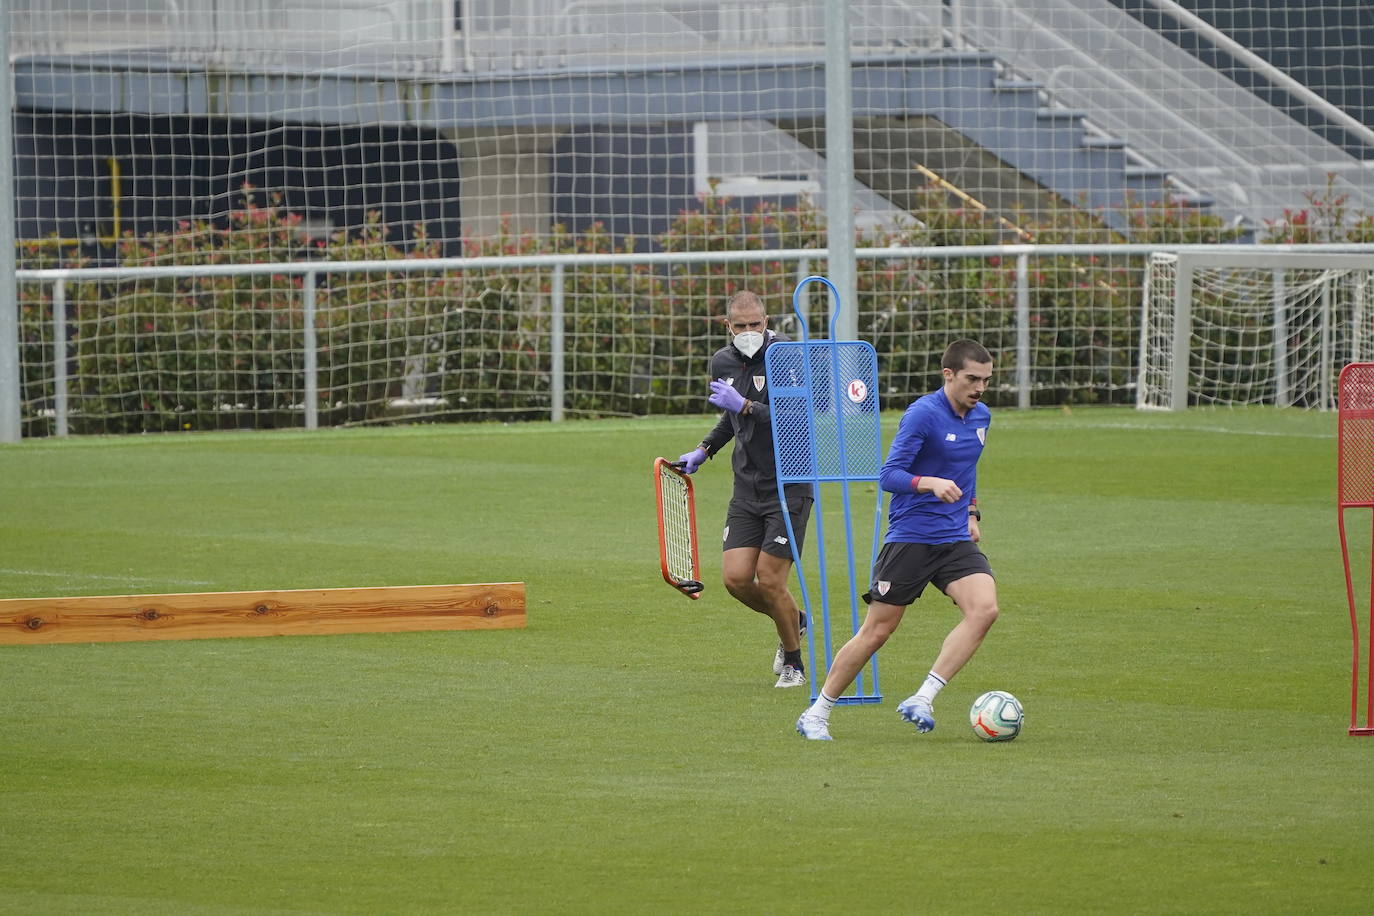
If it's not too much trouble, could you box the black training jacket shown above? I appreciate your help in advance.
[698,331,814,503]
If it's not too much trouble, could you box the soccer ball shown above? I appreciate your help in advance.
[969,690,1023,742]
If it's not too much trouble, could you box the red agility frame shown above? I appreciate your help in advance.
[1337,363,1374,735]
[654,458,703,600]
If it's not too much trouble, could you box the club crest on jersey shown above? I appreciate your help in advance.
[876,580,891,596]
[753,375,766,392]
[977,427,986,444]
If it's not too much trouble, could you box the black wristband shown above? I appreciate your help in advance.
[968,507,981,521]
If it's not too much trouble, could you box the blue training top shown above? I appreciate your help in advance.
[877,388,991,544]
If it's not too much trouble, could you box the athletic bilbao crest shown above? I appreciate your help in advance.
[977,427,986,445]
[752,375,766,392]
[876,580,891,596]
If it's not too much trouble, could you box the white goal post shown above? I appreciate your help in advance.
[1139,250,1374,411]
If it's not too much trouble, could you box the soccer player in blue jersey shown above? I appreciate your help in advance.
[676,290,812,689]
[797,339,998,740]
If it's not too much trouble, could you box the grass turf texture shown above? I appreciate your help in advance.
[1,407,1371,914]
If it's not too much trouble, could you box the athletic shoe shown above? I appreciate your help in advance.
[774,665,806,688]
[773,613,810,675]
[897,695,936,733]
[796,712,832,740]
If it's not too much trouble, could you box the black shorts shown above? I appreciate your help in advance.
[863,540,993,606]
[722,493,813,559]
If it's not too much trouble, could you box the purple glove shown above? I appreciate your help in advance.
[678,447,707,474]
[708,379,747,413]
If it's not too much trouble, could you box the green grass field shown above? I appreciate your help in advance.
[2,407,1371,914]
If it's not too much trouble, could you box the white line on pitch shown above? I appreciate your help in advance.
[1033,420,1334,439]
[0,569,218,588]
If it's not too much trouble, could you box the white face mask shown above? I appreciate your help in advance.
[733,330,764,359]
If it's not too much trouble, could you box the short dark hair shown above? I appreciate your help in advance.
[726,289,764,316]
[941,339,992,372]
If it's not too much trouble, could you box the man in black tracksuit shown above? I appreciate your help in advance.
[677,290,813,688]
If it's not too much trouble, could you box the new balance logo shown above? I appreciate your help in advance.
[945,433,957,441]
[773,536,789,545]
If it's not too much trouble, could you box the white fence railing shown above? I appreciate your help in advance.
[12,243,1374,438]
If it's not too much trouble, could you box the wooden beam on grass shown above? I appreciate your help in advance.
[0,582,525,645]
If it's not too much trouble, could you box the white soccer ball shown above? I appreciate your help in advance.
[969,690,1023,742]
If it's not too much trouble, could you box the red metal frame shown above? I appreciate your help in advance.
[1337,363,1374,735]
[654,457,703,600]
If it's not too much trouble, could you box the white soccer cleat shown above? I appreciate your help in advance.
[796,712,832,740]
[897,695,936,733]
[774,665,806,688]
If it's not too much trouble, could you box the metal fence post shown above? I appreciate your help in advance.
[0,0,20,443]
[52,279,67,436]
[1016,252,1030,409]
[551,264,565,422]
[824,0,857,341]
[303,269,319,429]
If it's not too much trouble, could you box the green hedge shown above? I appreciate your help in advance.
[18,183,1361,435]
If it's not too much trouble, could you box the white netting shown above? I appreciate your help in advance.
[1139,252,1374,410]
[1338,363,1374,506]
[956,0,1374,232]
[9,0,1372,266]
[7,2,1374,435]
[1137,251,1179,410]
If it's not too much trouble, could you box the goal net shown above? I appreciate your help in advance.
[1138,251,1374,410]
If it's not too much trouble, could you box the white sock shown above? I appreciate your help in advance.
[914,672,947,706]
[807,690,839,721]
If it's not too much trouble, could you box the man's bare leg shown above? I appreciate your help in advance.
[898,573,1000,732]
[722,547,803,651]
[819,600,906,699]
